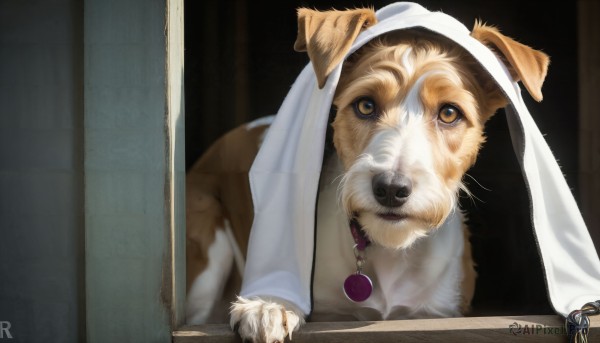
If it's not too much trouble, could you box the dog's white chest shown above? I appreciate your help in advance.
[311,156,466,321]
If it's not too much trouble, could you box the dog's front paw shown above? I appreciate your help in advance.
[230,296,304,343]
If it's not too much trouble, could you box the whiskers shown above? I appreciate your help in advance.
[459,173,489,206]
[335,153,379,216]
[337,171,362,217]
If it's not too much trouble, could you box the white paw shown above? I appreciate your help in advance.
[230,296,304,343]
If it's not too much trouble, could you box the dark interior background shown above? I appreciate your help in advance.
[185,0,578,317]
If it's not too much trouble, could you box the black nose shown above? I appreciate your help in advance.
[372,171,412,208]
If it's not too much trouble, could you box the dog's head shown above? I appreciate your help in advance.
[295,7,549,249]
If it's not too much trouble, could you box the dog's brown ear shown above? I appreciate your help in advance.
[471,21,550,102]
[294,7,377,89]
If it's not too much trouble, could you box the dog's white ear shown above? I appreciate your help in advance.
[471,21,549,102]
[294,7,377,89]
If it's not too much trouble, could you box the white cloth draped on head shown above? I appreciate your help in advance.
[240,1,600,317]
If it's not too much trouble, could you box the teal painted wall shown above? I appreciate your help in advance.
[0,0,85,341]
[84,0,180,341]
[0,0,184,342]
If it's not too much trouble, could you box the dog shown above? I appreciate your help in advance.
[185,4,549,343]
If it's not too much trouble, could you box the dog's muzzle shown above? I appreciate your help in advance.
[371,171,412,208]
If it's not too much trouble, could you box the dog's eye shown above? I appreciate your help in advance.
[437,105,462,125]
[353,97,377,118]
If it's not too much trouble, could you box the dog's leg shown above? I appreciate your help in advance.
[186,119,272,325]
[230,296,304,343]
[186,225,235,324]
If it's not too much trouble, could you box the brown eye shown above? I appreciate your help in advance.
[353,97,377,118]
[438,105,462,125]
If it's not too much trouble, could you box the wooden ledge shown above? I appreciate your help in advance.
[174,315,599,342]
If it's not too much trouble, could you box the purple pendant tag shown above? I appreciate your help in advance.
[343,272,373,302]
[344,218,373,302]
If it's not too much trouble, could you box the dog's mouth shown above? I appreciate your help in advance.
[376,212,408,222]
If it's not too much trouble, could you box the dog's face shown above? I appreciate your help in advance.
[332,31,506,249]
[295,9,549,250]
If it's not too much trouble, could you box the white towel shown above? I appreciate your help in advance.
[241,2,600,317]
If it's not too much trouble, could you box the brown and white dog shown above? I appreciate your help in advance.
[186,6,549,343]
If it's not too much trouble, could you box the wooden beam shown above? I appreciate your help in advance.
[165,0,186,329]
[174,315,599,343]
[578,0,600,248]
